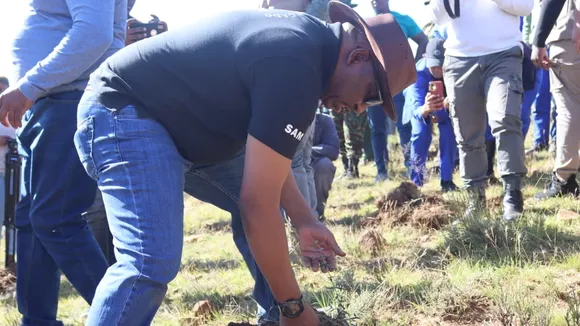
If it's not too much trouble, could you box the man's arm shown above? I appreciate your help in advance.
[15,0,117,101]
[239,136,303,302]
[533,0,567,47]
[409,71,430,122]
[490,0,535,17]
[411,33,429,61]
[311,115,339,161]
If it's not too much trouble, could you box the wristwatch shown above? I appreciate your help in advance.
[276,295,305,318]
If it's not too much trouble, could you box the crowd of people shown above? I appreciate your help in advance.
[0,0,578,325]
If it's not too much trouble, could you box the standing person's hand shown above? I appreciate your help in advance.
[0,136,12,147]
[422,93,444,115]
[531,46,552,69]
[126,18,148,46]
[0,87,34,128]
[280,304,319,326]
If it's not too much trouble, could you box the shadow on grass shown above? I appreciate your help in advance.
[525,169,552,190]
[440,213,580,266]
[328,196,377,211]
[204,220,231,233]
[180,258,240,272]
[57,279,80,300]
[326,214,369,228]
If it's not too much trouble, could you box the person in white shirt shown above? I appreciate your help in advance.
[0,77,16,245]
[428,0,534,221]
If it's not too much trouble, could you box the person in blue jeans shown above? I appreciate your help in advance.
[71,4,416,326]
[526,65,553,153]
[0,1,126,325]
[368,0,429,181]
[405,38,458,192]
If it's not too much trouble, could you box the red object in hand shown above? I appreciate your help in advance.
[429,81,444,98]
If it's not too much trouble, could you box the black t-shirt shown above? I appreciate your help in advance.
[90,9,341,164]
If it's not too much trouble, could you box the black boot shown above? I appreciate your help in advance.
[340,156,349,177]
[486,140,500,185]
[440,180,458,193]
[352,158,360,178]
[503,176,524,221]
[535,173,579,200]
[346,158,359,179]
[455,186,486,224]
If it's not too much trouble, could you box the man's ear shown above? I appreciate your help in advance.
[346,48,371,65]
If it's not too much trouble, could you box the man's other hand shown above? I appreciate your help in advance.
[126,18,148,46]
[0,87,34,128]
[531,46,552,69]
[280,304,319,326]
[298,221,346,273]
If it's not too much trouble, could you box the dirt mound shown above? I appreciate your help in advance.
[358,229,387,256]
[372,183,453,229]
[227,310,350,326]
[377,182,422,208]
[487,196,503,209]
[0,268,16,295]
[442,295,493,324]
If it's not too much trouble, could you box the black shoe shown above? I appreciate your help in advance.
[525,143,548,155]
[375,173,388,183]
[340,156,349,178]
[460,186,486,221]
[346,158,360,179]
[485,140,497,182]
[503,189,523,221]
[441,180,458,193]
[353,158,360,178]
[535,173,579,200]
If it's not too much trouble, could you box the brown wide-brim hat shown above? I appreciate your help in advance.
[328,0,417,121]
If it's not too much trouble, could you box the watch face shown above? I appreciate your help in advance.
[281,301,304,318]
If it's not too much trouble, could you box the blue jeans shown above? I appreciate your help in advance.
[75,92,277,325]
[532,68,552,146]
[183,152,279,322]
[16,91,108,326]
[290,118,317,215]
[410,111,457,186]
[367,94,411,177]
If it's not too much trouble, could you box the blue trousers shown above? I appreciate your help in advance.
[367,93,411,176]
[410,111,457,186]
[520,68,552,145]
[16,91,109,326]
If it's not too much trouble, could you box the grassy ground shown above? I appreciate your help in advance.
[1,135,580,326]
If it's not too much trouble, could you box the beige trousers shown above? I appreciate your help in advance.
[549,39,580,181]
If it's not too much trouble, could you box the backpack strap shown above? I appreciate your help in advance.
[443,0,460,19]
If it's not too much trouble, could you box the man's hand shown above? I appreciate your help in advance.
[126,18,148,46]
[0,87,34,128]
[0,136,11,147]
[532,46,552,69]
[298,221,345,273]
[422,93,444,117]
[280,305,319,326]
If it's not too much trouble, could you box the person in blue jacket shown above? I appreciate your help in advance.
[405,38,458,192]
